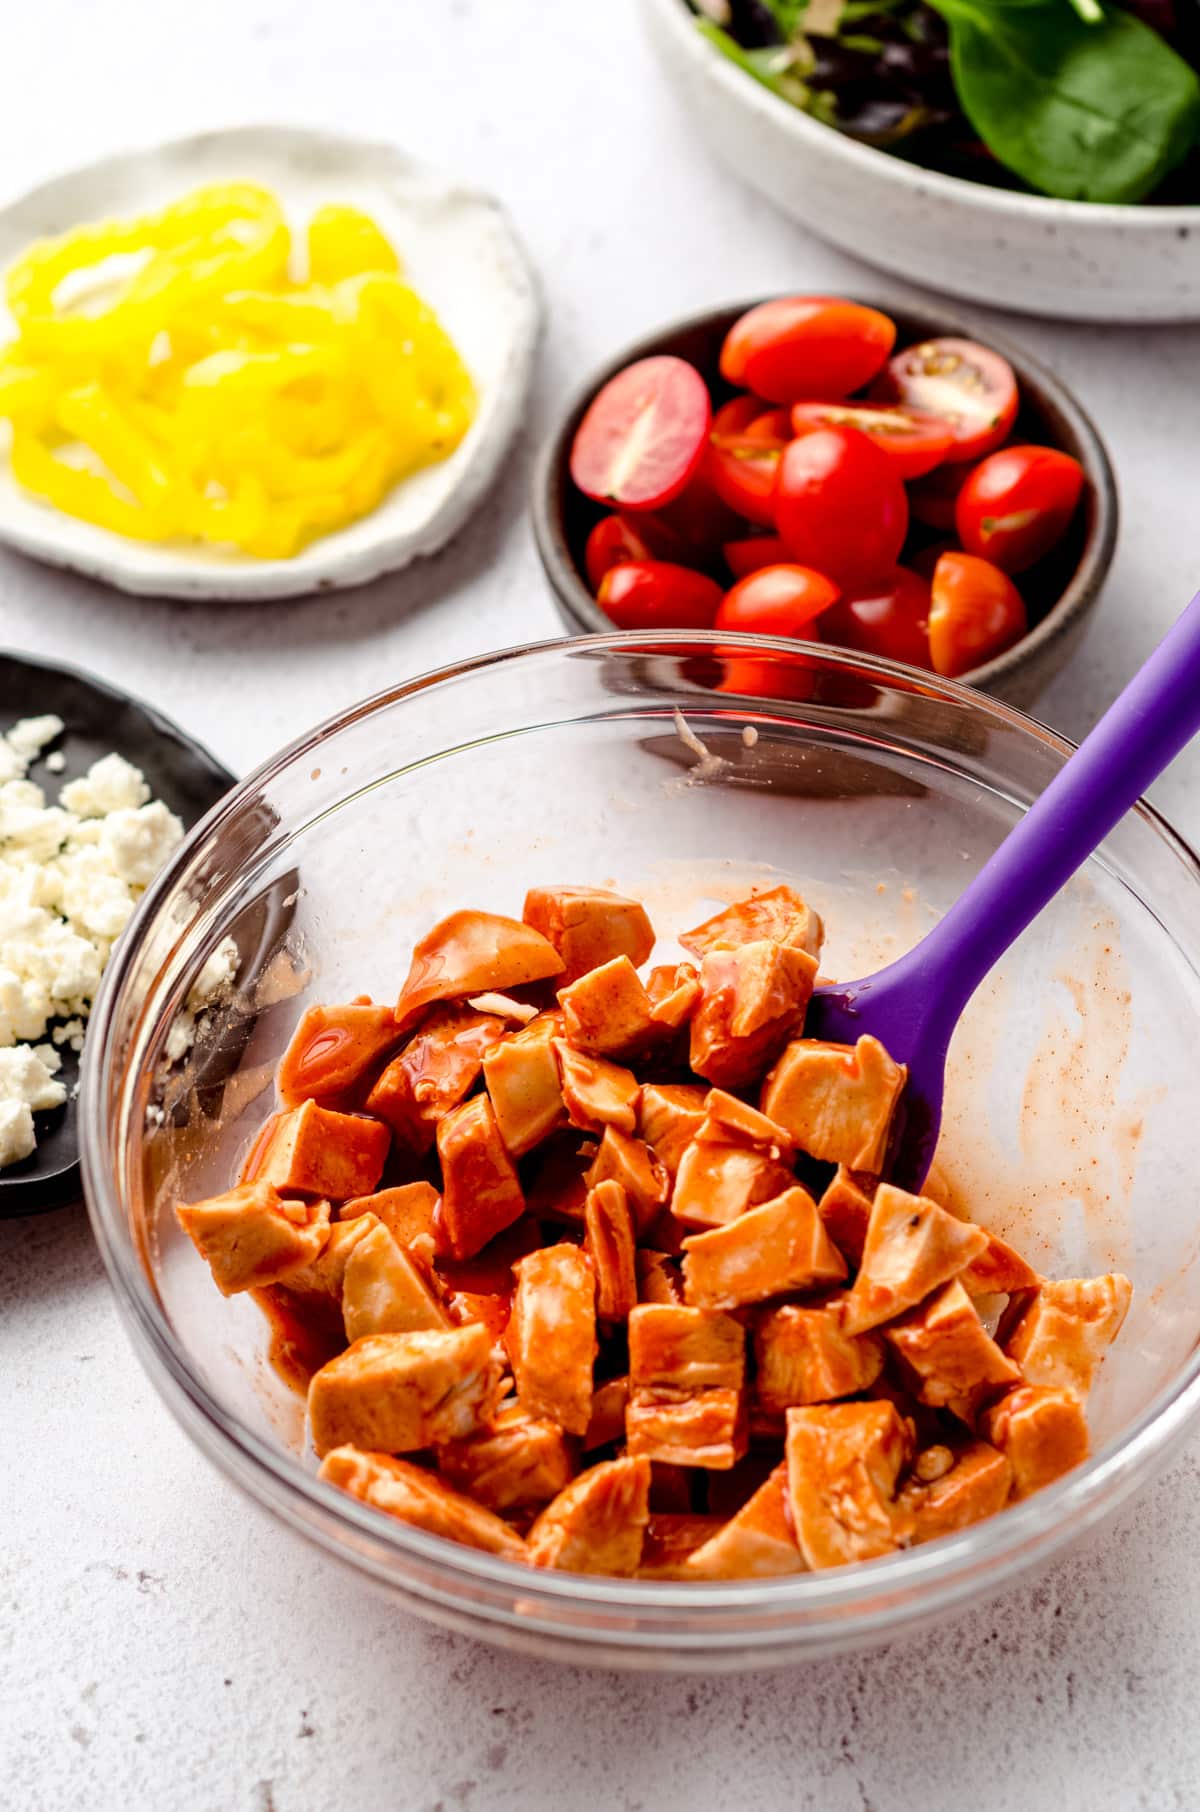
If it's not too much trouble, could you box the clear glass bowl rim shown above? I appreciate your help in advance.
[80,630,1200,1638]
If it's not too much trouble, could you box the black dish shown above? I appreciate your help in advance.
[0,651,235,1217]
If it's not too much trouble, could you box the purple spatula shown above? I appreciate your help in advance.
[804,589,1200,1194]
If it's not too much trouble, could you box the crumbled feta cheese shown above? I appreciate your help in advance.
[0,718,186,1169]
[164,935,241,1066]
[45,751,66,773]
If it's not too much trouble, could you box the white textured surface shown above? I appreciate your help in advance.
[3,1,1200,1806]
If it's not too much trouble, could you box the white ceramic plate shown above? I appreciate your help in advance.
[642,0,1200,324]
[0,126,540,598]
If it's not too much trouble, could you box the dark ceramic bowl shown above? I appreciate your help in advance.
[531,299,1118,709]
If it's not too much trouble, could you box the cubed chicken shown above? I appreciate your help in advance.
[684,1466,803,1579]
[638,1513,724,1578]
[625,1387,747,1470]
[482,1012,567,1156]
[817,1167,877,1268]
[754,1301,885,1411]
[680,885,823,961]
[760,1035,905,1172]
[841,1183,988,1336]
[508,1244,597,1435]
[584,1180,638,1322]
[342,1220,450,1339]
[682,1186,847,1310]
[446,1291,511,1344]
[307,1324,503,1457]
[690,940,818,1089]
[583,1375,630,1450]
[319,1447,527,1561]
[255,1099,390,1200]
[366,1007,506,1150]
[898,1440,1013,1542]
[669,1138,794,1230]
[284,1214,376,1301]
[961,1231,1042,1297]
[527,1455,651,1574]
[558,956,657,1058]
[638,1082,708,1179]
[437,1405,574,1511]
[885,1279,1021,1414]
[436,1095,526,1260]
[628,1304,746,1394]
[553,1041,640,1135]
[643,962,701,1030]
[176,1181,331,1296]
[980,1385,1090,1499]
[394,909,564,1033]
[1002,1274,1132,1401]
[523,885,655,985]
[785,1401,914,1568]
[586,1125,669,1235]
[340,1181,441,1250]
[635,1249,684,1306]
[278,1002,400,1108]
[694,1088,794,1157]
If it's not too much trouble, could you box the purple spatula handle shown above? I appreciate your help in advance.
[893,587,1200,1032]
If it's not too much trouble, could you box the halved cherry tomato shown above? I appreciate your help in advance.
[773,426,908,589]
[711,395,764,437]
[955,444,1085,573]
[715,565,839,639]
[570,355,711,510]
[597,560,724,630]
[708,422,789,527]
[908,460,973,530]
[928,552,1026,677]
[720,298,896,403]
[874,337,1018,463]
[584,512,689,589]
[819,566,932,669]
[790,400,954,480]
[724,534,789,578]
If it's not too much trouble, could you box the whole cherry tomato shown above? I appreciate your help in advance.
[790,400,955,479]
[708,415,789,527]
[715,564,840,638]
[597,560,724,630]
[908,460,973,530]
[724,534,790,578]
[874,337,1018,462]
[955,444,1085,572]
[720,298,896,402]
[928,552,1026,677]
[773,426,908,588]
[570,355,711,510]
[819,566,932,669]
[584,512,689,589]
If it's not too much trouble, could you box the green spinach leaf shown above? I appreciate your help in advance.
[926,0,1200,203]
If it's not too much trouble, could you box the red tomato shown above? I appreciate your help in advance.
[657,447,745,557]
[711,395,764,436]
[715,565,840,639]
[720,298,896,403]
[597,560,724,630]
[954,444,1085,573]
[716,657,817,702]
[929,552,1026,677]
[570,355,711,510]
[874,338,1018,462]
[790,400,954,480]
[708,426,788,527]
[583,512,691,589]
[724,534,790,578]
[772,426,908,589]
[819,566,932,669]
[908,460,973,530]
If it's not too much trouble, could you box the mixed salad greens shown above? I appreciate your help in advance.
[690,0,1200,204]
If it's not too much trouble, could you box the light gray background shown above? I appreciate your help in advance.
[3,3,1199,1807]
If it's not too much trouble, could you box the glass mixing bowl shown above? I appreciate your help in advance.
[82,633,1200,1670]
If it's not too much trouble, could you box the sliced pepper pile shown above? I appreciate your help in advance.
[0,183,475,558]
[176,883,1132,1579]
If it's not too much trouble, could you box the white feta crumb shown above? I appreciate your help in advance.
[52,1017,85,1049]
[165,1010,197,1065]
[188,935,239,1008]
[0,1099,35,1167]
[6,714,64,763]
[0,1043,67,1112]
[45,751,66,773]
[60,751,150,817]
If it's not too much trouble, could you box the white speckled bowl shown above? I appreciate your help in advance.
[642,0,1200,324]
[0,127,540,599]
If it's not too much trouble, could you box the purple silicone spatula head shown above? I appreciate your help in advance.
[804,589,1200,1193]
